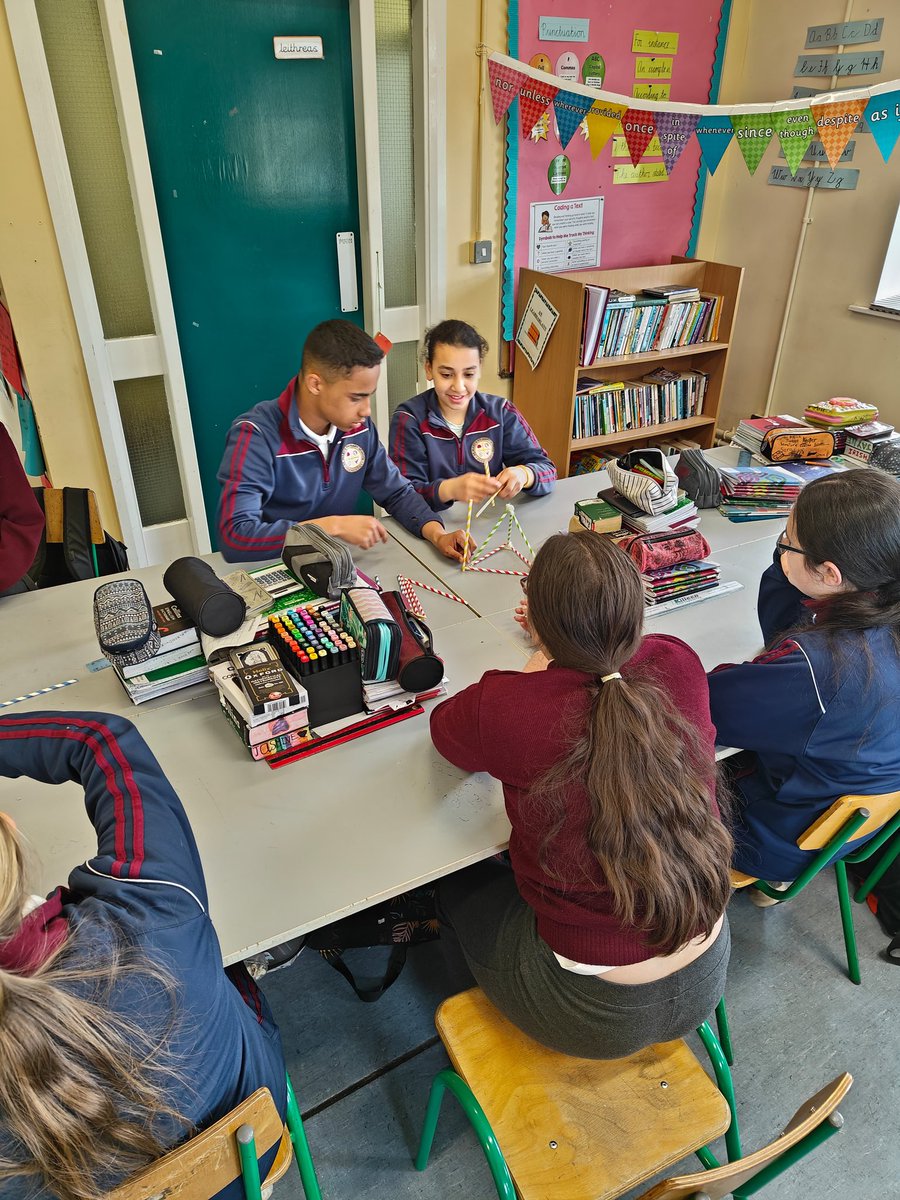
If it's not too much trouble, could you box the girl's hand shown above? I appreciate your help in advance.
[440,473,502,503]
[495,465,533,499]
[514,598,534,641]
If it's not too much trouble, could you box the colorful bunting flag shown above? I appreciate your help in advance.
[865,90,900,163]
[811,97,868,169]
[772,108,818,175]
[553,89,597,150]
[621,108,658,165]
[731,112,776,174]
[487,58,527,124]
[694,115,734,174]
[584,100,627,158]
[518,80,559,140]
[654,112,701,174]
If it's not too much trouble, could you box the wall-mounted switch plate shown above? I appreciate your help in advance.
[470,239,492,264]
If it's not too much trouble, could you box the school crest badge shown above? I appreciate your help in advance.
[341,442,366,473]
[471,436,495,464]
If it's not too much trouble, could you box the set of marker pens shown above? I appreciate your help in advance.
[267,603,363,725]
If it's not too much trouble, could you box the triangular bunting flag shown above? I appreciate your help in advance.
[519,80,559,139]
[553,89,596,150]
[584,100,627,157]
[811,97,868,169]
[487,58,527,124]
[621,108,658,165]
[772,108,817,175]
[695,115,734,174]
[731,112,776,175]
[654,111,701,174]
[865,90,900,163]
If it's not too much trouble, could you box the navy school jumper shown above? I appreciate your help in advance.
[216,378,443,562]
[0,712,287,1198]
[389,389,557,512]
[707,559,900,880]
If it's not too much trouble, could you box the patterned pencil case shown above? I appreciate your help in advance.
[339,586,401,682]
[761,428,835,462]
[93,579,160,668]
[606,448,679,515]
[620,529,711,572]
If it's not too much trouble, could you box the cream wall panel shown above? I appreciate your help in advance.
[0,6,119,535]
[697,0,900,431]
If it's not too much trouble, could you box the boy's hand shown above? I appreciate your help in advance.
[439,473,502,503]
[319,515,389,550]
[423,521,474,562]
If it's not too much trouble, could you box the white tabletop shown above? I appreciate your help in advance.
[1,458,782,963]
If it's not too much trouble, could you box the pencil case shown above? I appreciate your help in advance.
[674,448,721,509]
[163,557,246,637]
[282,523,356,598]
[761,428,834,462]
[339,587,401,682]
[606,448,679,515]
[380,591,444,693]
[620,529,711,572]
[93,579,160,668]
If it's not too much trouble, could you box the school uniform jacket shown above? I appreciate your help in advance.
[0,712,286,1199]
[707,560,900,879]
[389,389,557,511]
[216,378,443,562]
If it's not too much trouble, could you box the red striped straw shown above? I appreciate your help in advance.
[466,566,528,576]
[397,575,428,619]
[404,578,469,605]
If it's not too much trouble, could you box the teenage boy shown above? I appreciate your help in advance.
[216,320,470,563]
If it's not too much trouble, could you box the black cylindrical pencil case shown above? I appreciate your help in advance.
[162,557,246,637]
[381,591,444,693]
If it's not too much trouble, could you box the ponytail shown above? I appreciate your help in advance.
[526,533,732,955]
[0,820,189,1200]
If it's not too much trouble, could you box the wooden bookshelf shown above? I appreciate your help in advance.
[512,258,744,478]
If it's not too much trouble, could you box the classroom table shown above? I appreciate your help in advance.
[1,456,779,964]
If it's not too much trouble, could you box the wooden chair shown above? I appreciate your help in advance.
[108,1074,321,1200]
[415,988,850,1200]
[731,790,900,984]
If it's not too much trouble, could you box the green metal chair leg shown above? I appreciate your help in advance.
[731,1113,844,1198]
[714,996,734,1067]
[285,1073,323,1200]
[696,1020,742,1162]
[834,861,861,985]
[415,1068,516,1200]
[852,831,900,901]
[236,1125,264,1200]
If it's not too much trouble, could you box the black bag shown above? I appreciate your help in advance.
[27,487,128,587]
[305,886,439,1002]
[849,843,900,965]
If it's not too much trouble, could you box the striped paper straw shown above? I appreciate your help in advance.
[466,566,528,577]
[404,578,469,605]
[397,575,427,620]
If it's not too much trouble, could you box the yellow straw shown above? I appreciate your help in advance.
[462,499,474,570]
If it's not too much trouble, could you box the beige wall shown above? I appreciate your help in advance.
[0,6,119,536]
[697,0,900,433]
[444,0,511,397]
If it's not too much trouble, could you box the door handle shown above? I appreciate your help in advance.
[336,231,359,313]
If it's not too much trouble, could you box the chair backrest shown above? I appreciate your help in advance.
[798,793,900,851]
[636,1073,852,1200]
[107,1087,285,1200]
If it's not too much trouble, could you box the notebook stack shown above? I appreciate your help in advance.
[718,465,803,521]
[599,487,700,533]
[210,649,310,762]
[113,601,209,704]
[731,414,812,457]
[644,559,721,607]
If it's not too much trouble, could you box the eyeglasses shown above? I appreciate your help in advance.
[520,576,528,594]
[775,532,806,559]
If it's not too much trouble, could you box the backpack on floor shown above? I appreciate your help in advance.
[849,843,900,965]
[305,886,439,1002]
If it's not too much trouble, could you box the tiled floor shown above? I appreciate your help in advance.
[262,876,899,1198]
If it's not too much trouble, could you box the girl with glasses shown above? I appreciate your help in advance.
[430,532,731,1059]
[708,469,900,890]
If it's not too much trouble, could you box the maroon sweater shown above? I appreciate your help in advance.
[430,634,718,965]
[0,423,43,591]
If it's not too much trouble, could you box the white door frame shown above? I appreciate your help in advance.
[7,0,446,561]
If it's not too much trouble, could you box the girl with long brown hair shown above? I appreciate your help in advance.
[0,712,288,1200]
[430,531,732,1058]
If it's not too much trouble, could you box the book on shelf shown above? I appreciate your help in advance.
[573,370,708,440]
[642,284,702,301]
[590,293,722,361]
[579,284,610,366]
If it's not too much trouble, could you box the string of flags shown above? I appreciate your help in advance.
[488,50,900,176]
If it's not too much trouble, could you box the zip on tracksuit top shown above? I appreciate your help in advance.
[389,389,557,512]
[707,559,900,880]
[216,378,443,562]
[0,712,286,1199]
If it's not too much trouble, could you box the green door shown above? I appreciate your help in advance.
[124,0,362,544]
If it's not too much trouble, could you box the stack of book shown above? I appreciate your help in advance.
[362,675,448,713]
[210,656,310,762]
[804,397,879,428]
[644,559,721,607]
[844,421,900,469]
[113,602,209,704]
[590,290,722,361]
[718,465,803,522]
[573,369,708,438]
[731,414,812,457]
[599,487,700,534]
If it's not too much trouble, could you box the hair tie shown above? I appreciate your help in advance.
[600,672,622,683]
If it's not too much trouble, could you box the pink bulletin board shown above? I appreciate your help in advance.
[504,0,728,340]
